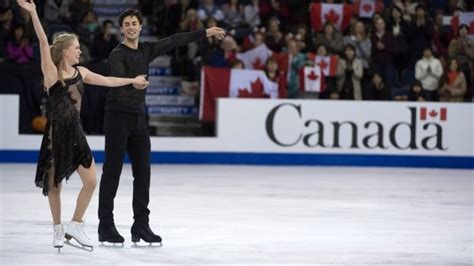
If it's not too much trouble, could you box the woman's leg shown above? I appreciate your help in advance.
[47,171,62,224]
[72,160,97,222]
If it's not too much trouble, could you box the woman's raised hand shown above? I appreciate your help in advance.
[17,0,37,14]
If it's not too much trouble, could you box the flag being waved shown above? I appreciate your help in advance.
[299,66,325,93]
[199,66,279,121]
[354,0,384,18]
[236,43,273,70]
[309,3,353,32]
[314,55,339,77]
[451,12,474,40]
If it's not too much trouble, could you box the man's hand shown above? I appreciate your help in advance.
[132,75,149,90]
[206,27,225,40]
[133,83,148,90]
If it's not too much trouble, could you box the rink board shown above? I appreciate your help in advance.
[1,95,473,168]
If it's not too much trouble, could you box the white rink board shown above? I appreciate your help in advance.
[217,99,474,156]
[1,95,473,163]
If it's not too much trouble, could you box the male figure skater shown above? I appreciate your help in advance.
[98,8,225,245]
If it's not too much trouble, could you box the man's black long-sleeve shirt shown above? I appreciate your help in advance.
[106,29,206,114]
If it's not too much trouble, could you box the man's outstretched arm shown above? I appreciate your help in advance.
[149,27,225,59]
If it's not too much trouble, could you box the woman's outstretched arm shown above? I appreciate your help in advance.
[17,0,57,87]
[77,66,149,88]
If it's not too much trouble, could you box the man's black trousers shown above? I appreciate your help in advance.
[98,110,151,227]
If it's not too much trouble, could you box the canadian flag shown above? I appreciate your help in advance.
[355,0,384,18]
[299,66,325,93]
[236,43,273,70]
[310,3,353,31]
[451,12,474,40]
[199,66,279,121]
[419,107,447,122]
[314,55,339,77]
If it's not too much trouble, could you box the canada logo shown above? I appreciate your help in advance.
[420,107,447,122]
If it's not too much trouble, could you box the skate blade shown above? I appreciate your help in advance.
[131,241,163,248]
[65,239,94,252]
[99,242,125,248]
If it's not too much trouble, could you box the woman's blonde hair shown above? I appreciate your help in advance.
[49,32,78,85]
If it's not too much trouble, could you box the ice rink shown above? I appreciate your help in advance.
[0,164,472,265]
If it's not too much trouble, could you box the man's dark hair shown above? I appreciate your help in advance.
[118,9,143,27]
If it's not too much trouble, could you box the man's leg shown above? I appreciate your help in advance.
[98,111,128,227]
[127,114,161,244]
[127,114,151,227]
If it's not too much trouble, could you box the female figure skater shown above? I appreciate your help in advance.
[17,0,149,251]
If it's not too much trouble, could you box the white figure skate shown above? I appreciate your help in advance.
[65,221,94,251]
[53,224,64,252]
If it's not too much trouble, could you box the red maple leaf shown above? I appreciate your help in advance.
[429,109,438,118]
[238,78,270,98]
[318,59,329,70]
[470,21,474,34]
[362,3,373,13]
[252,57,264,69]
[307,70,319,81]
[325,9,340,24]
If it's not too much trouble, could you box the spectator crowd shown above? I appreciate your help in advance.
[0,0,473,134]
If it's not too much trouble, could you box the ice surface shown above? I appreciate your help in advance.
[0,164,472,265]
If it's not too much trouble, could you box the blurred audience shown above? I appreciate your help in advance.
[1,0,473,135]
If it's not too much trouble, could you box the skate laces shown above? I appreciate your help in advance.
[54,225,64,240]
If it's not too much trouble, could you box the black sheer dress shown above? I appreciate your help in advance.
[35,67,93,196]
